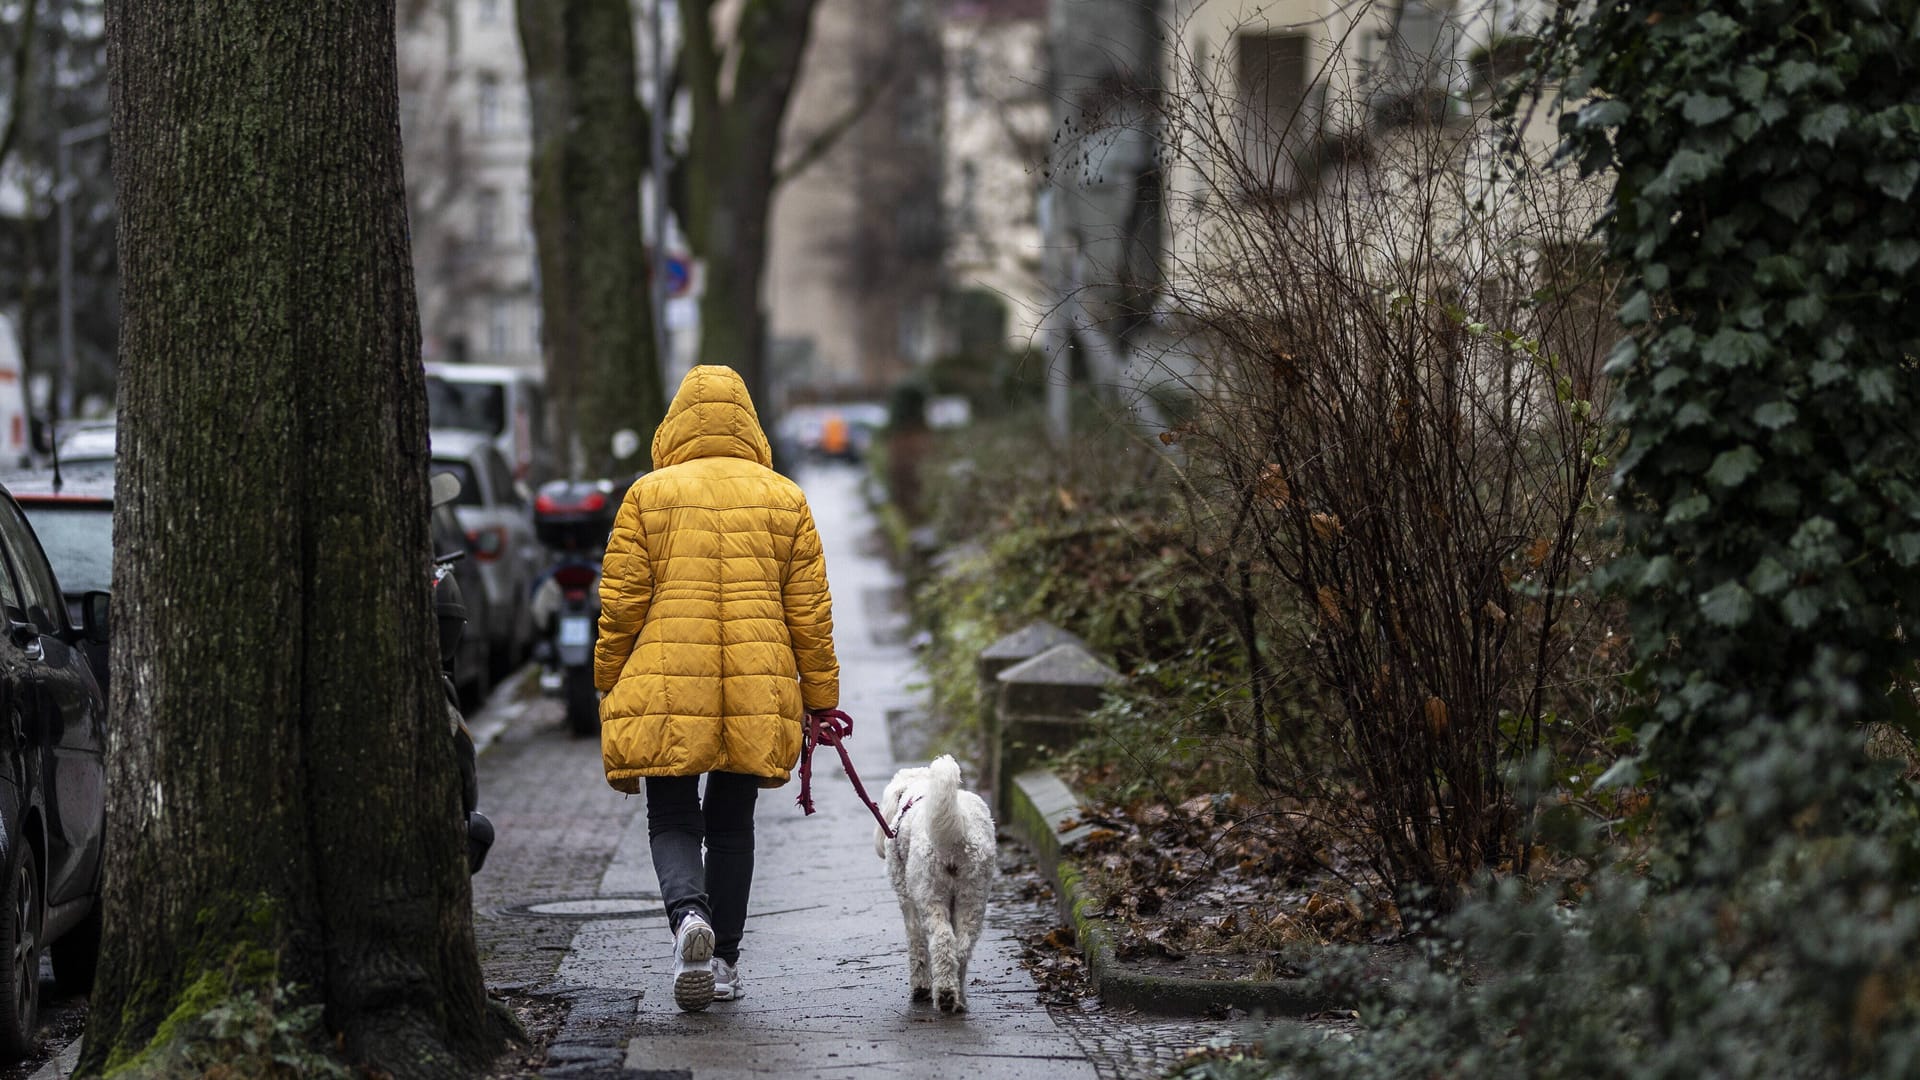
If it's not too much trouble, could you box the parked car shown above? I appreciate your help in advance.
[0,484,107,1058]
[6,469,113,700]
[430,429,538,677]
[53,423,115,468]
[425,363,551,483]
[430,475,493,706]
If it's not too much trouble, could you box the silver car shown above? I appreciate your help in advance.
[430,428,539,678]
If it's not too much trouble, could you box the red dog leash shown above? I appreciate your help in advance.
[796,709,896,838]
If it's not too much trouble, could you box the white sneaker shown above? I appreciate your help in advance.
[672,912,715,1012]
[712,957,743,1001]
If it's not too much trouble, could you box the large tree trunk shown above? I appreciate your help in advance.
[519,0,663,476]
[82,3,509,1076]
[681,0,817,414]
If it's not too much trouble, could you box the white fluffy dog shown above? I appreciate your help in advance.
[875,754,996,1013]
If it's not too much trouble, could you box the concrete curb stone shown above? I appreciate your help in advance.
[1007,769,1336,1018]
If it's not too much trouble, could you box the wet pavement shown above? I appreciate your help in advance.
[471,463,1277,1079]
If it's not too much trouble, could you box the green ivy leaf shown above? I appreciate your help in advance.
[1798,105,1850,146]
[1763,177,1820,221]
[1603,336,1641,376]
[1702,329,1765,368]
[1781,588,1822,629]
[1784,294,1827,327]
[1865,161,1920,200]
[1777,60,1822,94]
[1641,555,1681,588]
[1748,557,1792,596]
[1857,368,1896,405]
[1810,360,1848,387]
[1619,291,1652,325]
[1707,446,1762,488]
[1666,494,1711,524]
[1732,66,1769,104]
[1877,239,1920,274]
[1887,533,1920,567]
[1577,100,1630,130]
[1700,581,1754,627]
[1652,148,1719,195]
[1682,93,1734,125]
[1752,401,1797,429]
[1674,402,1715,428]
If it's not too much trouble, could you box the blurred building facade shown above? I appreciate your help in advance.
[766,0,947,404]
[398,0,543,371]
[1013,0,1570,436]
[937,0,1050,347]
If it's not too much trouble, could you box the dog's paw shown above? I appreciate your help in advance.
[911,986,932,1003]
[935,987,959,1013]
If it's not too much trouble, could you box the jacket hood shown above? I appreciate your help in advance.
[651,365,774,470]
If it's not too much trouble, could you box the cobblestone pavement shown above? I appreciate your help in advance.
[471,463,1296,1079]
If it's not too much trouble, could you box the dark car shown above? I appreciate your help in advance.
[8,469,113,699]
[0,484,108,1058]
[430,429,539,678]
[431,479,492,706]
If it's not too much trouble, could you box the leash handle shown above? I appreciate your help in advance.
[795,709,896,838]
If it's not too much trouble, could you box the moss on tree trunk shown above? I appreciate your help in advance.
[81,2,511,1075]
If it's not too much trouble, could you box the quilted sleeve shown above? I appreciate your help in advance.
[595,489,651,693]
[784,502,839,711]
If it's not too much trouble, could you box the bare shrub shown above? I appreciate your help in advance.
[1131,26,1628,902]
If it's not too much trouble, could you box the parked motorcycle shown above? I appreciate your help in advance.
[531,480,618,737]
[432,472,496,872]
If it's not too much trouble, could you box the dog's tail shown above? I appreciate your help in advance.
[922,754,966,847]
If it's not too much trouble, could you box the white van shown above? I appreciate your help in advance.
[424,362,550,483]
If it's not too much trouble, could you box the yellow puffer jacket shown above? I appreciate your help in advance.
[595,366,839,792]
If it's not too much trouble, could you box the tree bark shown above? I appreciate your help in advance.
[82,2,509,1076]
[680,0,819,414]
[519,0,663,475]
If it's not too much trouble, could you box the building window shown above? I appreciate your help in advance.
[478,73,500,137]
[1236,32,1309,194]
[474,188,499,248]
[488,302,510,356]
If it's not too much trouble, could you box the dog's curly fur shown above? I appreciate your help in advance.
[875,755,996,1013]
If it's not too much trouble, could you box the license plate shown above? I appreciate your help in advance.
[558,616,592,647]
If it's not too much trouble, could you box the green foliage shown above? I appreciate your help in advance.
[911,409,1226,748]
[1192,3,1920,1075]
[1559,0,1920,862]
[104,940,349,1079]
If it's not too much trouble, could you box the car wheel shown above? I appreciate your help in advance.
[0,843,43,1058]
[50,904,100,996]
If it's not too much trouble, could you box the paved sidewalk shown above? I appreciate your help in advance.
[545,464,1096,1079]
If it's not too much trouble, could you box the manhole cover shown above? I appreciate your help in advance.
[500,895,660,919]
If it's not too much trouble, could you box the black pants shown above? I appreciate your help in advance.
[645,771,761,964]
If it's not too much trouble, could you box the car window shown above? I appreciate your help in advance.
[0,539,23,626]
[426,377,507,437]
[0,498,70,633]
[18,503,112,594]
[431,504,468,560]
[485,450,518,508]
[433,460,483,507]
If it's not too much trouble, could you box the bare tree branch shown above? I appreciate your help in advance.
[772,58,896,189]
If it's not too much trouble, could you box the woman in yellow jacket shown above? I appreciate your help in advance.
[595,365,839,1012]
